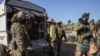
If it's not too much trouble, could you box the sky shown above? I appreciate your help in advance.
[0,0,4,4]
[21,0,100,23]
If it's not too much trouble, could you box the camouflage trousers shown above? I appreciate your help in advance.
[47,39,62,56]
[75,42,90,56]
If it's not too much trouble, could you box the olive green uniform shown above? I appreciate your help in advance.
[56,25,63,56]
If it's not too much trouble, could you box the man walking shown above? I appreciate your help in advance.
[74,12,94,56]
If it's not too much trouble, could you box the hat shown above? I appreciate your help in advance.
[47,18,54,23]
[82,12,90,17]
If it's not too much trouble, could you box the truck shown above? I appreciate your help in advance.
[0,0,48,56]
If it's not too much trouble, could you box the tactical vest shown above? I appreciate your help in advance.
[77,21,92,43]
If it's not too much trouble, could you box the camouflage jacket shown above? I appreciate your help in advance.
[56,25,64,38]
[10,23,31,52]
[74,19,92,43]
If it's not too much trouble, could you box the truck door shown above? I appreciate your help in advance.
[0,0,8,46]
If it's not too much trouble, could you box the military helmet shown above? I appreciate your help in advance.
[47,18,54,23]
[82,12,90,17]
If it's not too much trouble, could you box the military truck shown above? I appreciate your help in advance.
[0,0,48,55]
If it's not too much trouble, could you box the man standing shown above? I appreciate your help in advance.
[56,21,63,56]
[46,18,57,56]
[74,12,94,56]
[10,11,32,56]
[95,23,100,56]
[95,20,100,45]
[89,19,96,42]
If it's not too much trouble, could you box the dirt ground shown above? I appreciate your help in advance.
[30,41,76,56]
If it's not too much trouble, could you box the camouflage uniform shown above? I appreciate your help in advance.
[89,19,96,42]
[95,20,100,44]
[56,21,63,56]
[74,13,93,56]
[9,12,32,56]
[89,19,95,31]
[10,23,25,56]
[62,26,67,42]
[46,18,56,43]
[10,23,32,56]
[46,18,57,56]
[96,31,100,56]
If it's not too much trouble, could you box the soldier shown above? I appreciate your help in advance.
[89,19,95,32]
[95,20,100,45]
[96,25,100,56]
[89,19,96,42]
[74,12,95,56]
[56,21,63,56]
[46,18,57,56]
[62,24,67,42]
[9,11,32,56]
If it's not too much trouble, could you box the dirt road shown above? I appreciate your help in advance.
[30,42,76,56]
